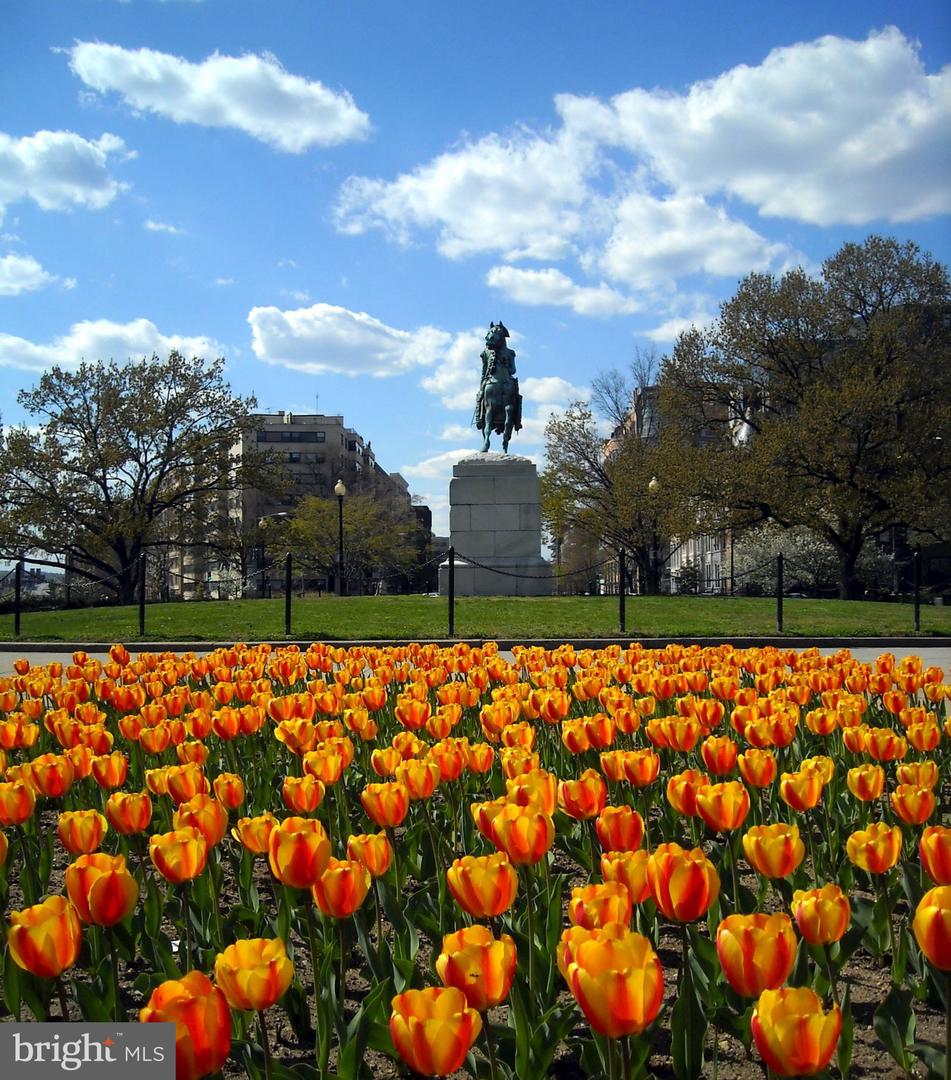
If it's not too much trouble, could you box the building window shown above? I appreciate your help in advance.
[315,431,326,443]
[347,439,358,452]
[288,452,301,463]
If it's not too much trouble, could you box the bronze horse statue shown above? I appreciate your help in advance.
[474,321,522,453]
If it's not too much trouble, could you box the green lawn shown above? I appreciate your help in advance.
[3,593,949,642]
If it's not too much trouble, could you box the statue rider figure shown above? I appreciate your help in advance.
[474,321,523,453]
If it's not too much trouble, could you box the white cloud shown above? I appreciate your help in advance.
[144,218,183,234]
[212,276,235,287]
[248,302,451,376]
[68,42,370,153]
[419,328,487,409]
[0,253,58,296]
[520,375,588,405]
[608,27,951,225]
[334,28,949,305]
[0,129,126,223]
[642,311,718,344]
[486,266,638,316]
[599,192,789,289]
[0,317,226,372]
[335,100,600,259]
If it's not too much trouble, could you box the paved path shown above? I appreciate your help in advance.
[1,643,948,676]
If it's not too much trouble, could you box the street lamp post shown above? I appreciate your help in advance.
[257,512,290,599]
[647,476,660,595]
[334,479,347,597]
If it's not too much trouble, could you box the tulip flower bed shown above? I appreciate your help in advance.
[0,641,949,1079]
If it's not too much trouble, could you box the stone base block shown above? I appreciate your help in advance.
[438,555,554,597]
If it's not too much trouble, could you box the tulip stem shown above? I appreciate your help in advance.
[823,945,841,1008]
[337,919,348,1004]
[944,973,950,1080]
[483,1016,500,1080]
[588,819,600,881]
[182,882,194,972]
[56,978,70,1022]
[258,1010,273,1080]
[876,875,899,983]
[524,863,536,1002]
[107,927,123,1022]
[608,1034,619,1080]
[303,901,325,1074]
[372,877,384,954]
[386,827,401,903]
[729,835,743,915]
[621,1035,632,1079]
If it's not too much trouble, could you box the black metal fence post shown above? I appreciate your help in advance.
[914,548,921,633]
[776,552,784,633]
[284,552,293,636]
[13,557,23,640]
[447,546,455,638]
[138,553,146,637]
[618,548,626,634]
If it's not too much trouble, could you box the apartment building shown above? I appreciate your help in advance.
[169,411,415,598]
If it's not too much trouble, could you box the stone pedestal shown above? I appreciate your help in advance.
[438,454,554,596]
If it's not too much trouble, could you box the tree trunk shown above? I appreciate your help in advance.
[836,546,862,600]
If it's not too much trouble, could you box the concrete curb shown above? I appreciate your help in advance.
[1,637,950,653]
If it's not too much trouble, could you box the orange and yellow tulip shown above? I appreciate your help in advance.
[173,793,228,848]
[568,881,633,930]
[347,831,393,878]
[921,826,951,886]
[267,816,331,890]
[913,885,951,970]
[214,937,293,1011]
[7,895,82,978]
[105,790,152,835]
[557,769,608,820]
[149,827,209,885]
[890,783,935,825]
[281,774,326,814]
[696,780,750,833]
[595,805,644,852]
[361,781,410,829]
[212,773,245,811]
[57,809,108,855]
[389,986,482,1077]
[846,821,902,874]
[738,748,777,789]
[232,813,277,855]
[489,804,554,865]
[0,779,35,826]
[564,926,664,1038]
[751,987,841,1076]
[701,735,739,775]
[446,853,518,918]
[436,925,517,1011]
[600,849,651,905]
[647,843,719,922]
[778,770,823,812]
[846,763,885,802]
[715,912,797,997]
[791,884,851,945]
[140,970,232,1080]
[312,857,371,917]
[742,823,805,879]
[90,751,128,790]
[65,852,138,926]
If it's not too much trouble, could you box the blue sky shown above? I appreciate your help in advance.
[2,0,949,534]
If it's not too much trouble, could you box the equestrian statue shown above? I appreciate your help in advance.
[474,321,522,453]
